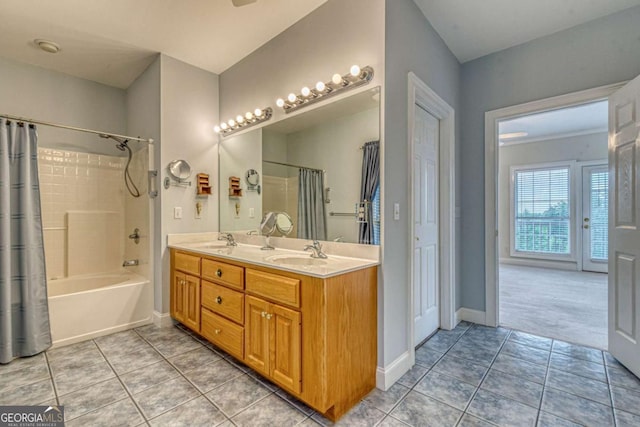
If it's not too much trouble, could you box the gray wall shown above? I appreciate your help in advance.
[384,0,461,365]
[498,133,608,268]
[0,56,126,153]
[159,55,219,313]
[126,56,162,312]
[460,6,640,311]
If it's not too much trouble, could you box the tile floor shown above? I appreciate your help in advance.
[1,322,639,426]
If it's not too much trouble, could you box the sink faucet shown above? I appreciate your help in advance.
[218,232,237,247]
[303,240,328,259]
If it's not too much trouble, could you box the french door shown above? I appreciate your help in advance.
[582,165,609,273]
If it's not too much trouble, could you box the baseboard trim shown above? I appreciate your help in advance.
[153,311,174,328]
[499,257,577,271]
[455,308,487,325]
[376,351,412,391]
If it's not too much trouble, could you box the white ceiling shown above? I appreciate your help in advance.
[0,0,327,88]
[413,0,640,63]
[498,100,608,146]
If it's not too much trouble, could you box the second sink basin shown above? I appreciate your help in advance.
[266,255,328,266]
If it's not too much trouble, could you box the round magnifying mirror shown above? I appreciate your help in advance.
[246,169,260,187]
[168,160,192,181]
[275,212,294,236]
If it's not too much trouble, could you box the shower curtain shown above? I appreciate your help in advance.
[0,119,51,364]
[359,141,380,244]
[297,168,327,241]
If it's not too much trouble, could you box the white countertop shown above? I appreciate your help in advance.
[168,240,379,278]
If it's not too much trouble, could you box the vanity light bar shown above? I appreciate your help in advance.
[214,107,273,137]
[276,65,374,114]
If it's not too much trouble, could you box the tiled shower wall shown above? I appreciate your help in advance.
[38,148,125,280]
[262,175,298,237]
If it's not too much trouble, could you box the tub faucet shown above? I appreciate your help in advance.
[218,233,237,246]
[128,228,140,244]
[123,259,139,267]
[304,240,328,259]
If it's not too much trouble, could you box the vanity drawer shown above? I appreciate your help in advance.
[174,252,201,276]
[202,258,244,290]
[202,280,244,324]
[246,269,300,308]
[201,308,244,360]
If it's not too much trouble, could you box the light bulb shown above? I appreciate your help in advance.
[287,93,297,103]
[315,81,325,92]
[214,125,221,133]
[236,115,244,123]
[276,98,285,107]
[332,73,343,85]
[350,65,361,77]
[254,108,262,117]
[245,112,253,120]
[301,87,311,97]
[220,122,228,130]
[228,119,236,127]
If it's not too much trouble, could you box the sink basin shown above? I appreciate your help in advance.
[266,255,328,266]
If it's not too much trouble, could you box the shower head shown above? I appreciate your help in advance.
[99,134,129,150]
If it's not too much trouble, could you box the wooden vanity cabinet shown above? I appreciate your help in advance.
[169,248,377,422]
[245,295,301,393]
[170,252,201,333]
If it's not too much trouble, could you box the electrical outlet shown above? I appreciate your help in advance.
[174,207,182,219]
[394,203,400,221]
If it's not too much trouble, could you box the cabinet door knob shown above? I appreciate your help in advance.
[216,269,223,277]
[214,329,221,334]
[265,313,273,320]
[261,311,266,318]
[216,296,222,304]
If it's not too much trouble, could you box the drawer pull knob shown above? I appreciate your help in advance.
[214,329,221,334]
[216,269,223,277]
[216,296,223,304]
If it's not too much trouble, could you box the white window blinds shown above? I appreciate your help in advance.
[514,167,571,255]
[590,171,608,260]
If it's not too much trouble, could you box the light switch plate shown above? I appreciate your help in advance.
[249,207,255,218]
[393,203,400,220]
[174,207,182,219]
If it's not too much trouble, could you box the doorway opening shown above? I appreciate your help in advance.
[497,100,609,349]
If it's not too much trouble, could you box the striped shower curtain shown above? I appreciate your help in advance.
[0,119,51,364]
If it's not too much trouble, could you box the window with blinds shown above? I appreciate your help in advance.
[513,166,571,255]
[590,171,608,260]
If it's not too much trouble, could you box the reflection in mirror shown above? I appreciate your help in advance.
[218,87,380,244]
[275,211,294,235]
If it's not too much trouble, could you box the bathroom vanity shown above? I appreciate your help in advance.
[168,240,378,421]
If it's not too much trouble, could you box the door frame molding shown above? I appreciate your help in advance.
[407,72,456,364]
[484,82,625,327]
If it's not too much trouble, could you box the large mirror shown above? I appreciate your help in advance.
[219,86,380,244]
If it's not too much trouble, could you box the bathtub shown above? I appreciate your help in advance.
[47,271,153,347]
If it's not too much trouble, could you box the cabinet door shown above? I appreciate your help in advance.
[270,304,301,394]
[171,271,185,323]
[245,296,270,376]
[183,274,201,332]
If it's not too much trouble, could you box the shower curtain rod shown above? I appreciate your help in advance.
[263,160,324,173]
[0,113,154,144]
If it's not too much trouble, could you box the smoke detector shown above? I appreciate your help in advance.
[34,39,61,54]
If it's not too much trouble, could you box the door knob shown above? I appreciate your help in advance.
[216,296,222,304]
[216,269,222,277]
[584,218,590,222]
[584,224,589,229]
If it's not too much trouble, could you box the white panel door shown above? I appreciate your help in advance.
[608,75,640,377]
[582,164,609,273]
[413,104,439,345]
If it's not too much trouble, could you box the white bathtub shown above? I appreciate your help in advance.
[47,271,153,347]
